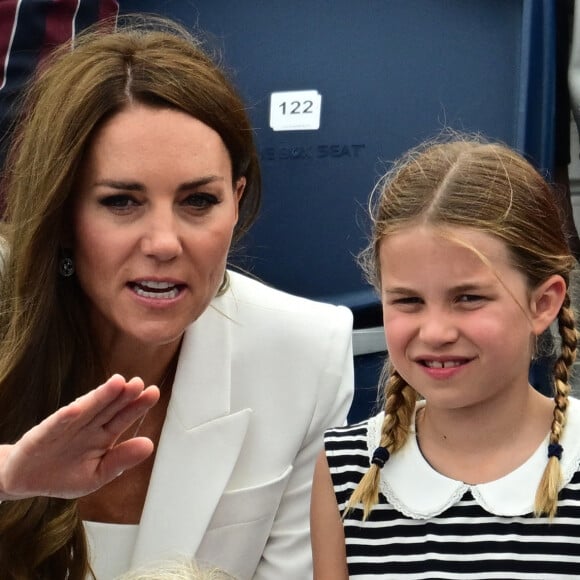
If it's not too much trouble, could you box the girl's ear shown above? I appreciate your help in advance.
[530,274,567,335]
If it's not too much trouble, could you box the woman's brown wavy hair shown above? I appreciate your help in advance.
[0,15,261,579]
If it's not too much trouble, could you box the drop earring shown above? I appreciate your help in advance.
[59,253,75,277]
[530,334,539,361]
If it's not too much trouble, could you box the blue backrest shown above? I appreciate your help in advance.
[120,0,557,421]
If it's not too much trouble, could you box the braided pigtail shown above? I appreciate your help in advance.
[345,365,417,520]
[534,292,577,518]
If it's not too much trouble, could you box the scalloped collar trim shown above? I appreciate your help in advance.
[367,397,580,518]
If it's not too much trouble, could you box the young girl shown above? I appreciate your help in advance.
[311,138,580,579]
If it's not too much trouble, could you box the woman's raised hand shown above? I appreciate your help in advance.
[0,374,160,500]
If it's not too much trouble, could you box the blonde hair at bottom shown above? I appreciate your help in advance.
[115,556,236,580]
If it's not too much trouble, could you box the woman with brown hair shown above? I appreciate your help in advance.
[0,16,354,579]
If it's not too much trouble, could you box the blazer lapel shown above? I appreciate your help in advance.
[131,292,250,567]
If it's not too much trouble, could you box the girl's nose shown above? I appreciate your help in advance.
[418,310,459,346]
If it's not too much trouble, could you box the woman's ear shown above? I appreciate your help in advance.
[233,176,246,223]
[235,176,246,203]
[530,274,567,335]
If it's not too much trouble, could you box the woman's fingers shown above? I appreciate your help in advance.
[33,374,134,442]
[96,437,156,485]
[71,374,147,429]
[101,384,160,437]
[34,375,158,445]
[0,375,160,500]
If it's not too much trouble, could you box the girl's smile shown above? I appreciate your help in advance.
[417,356,474,380]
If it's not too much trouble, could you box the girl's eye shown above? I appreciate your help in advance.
[99,194,139,209]
[183,193,220,209]
[457,294,485,304]
[394,296,422,305]
[387,296,423,311]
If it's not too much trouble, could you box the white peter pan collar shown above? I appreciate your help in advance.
[366,397,580,518]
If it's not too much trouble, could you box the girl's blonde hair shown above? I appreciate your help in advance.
[349,136,577,520]
[116,556,236,580]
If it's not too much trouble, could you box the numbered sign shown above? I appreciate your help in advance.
[269,90,322,131]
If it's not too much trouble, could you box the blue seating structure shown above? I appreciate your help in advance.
[120,1,557,422]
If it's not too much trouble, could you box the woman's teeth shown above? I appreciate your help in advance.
[133,281,179,299]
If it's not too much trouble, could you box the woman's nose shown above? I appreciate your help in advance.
[140,209,183,261]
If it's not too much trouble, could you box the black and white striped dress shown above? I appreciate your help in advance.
[324,398,580,579]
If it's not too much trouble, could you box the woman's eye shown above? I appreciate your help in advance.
[183,193,219,209]
[99,194,139,209]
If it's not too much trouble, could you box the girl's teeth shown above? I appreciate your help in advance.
[425,361,462,369]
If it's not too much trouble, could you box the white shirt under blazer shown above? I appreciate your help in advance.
[85,270,355,579]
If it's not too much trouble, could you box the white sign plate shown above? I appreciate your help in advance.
[269,90,322,131]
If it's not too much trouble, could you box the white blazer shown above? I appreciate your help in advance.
[118,271,353,579]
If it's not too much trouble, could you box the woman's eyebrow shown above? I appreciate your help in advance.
[93,175,225,192]
[93,179,144,191]
[176,175,224,192]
